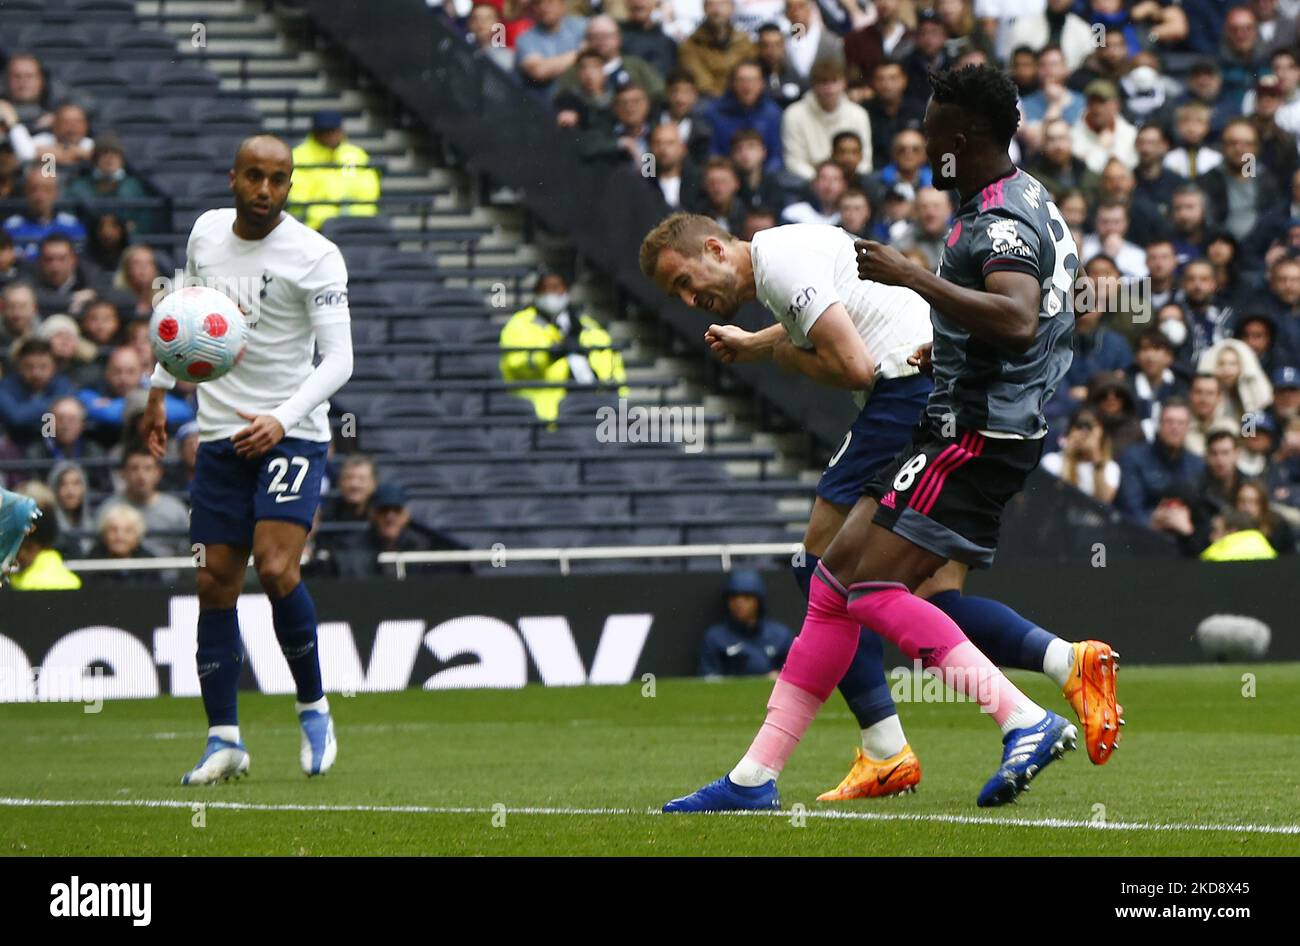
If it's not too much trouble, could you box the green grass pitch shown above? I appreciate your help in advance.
[2,664,1298,856]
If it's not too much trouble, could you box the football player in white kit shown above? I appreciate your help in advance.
[143,136,354,784]
[639,213,1118,805]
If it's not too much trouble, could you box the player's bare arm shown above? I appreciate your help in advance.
[770,304,874,389]
[704,323,784,364]
[142,387,169,460]
[855,240,1039,354]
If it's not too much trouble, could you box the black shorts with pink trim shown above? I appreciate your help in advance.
[863,420,1044,569]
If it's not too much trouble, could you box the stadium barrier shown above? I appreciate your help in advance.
[1,556,1295,703]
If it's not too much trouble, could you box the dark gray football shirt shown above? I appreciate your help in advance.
[927,168,1078,438]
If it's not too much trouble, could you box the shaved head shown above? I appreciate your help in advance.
[229,135,293,238]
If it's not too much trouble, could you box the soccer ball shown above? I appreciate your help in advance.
[149,286,248,383]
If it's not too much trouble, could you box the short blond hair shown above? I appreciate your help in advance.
[638,212,733,281]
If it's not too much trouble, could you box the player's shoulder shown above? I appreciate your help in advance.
[753,223,851,264]
[277,212,345,266]
[969,170,1052,226]
[190,207,236,236]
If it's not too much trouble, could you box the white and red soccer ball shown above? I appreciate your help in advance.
[149,286,248,383]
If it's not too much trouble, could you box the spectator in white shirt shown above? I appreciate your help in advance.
[1041,405,1121,506]
[1081,199,1149,280]
[781,58,872,181]
[781,159,846,224]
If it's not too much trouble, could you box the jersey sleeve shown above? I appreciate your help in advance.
[300,246,351,327]
[755,233,841,341]
[967,210,1043,282]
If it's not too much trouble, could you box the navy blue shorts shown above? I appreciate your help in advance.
[816,374,933,507]
[190,437,329,547]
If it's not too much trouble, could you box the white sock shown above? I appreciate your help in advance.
[999,701,1048,735]
[1042,639,1075,688]
[861,715,908,760]
[209,725,240,744]
[729,755,779,787]
[296,696,330,716]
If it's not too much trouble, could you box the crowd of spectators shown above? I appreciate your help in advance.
[447,0,1300,559]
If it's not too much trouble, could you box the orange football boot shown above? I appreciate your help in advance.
[816,745,921,801]
[1061,640,1124,765]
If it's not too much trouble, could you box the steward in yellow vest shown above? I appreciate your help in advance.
[291,111,380,231]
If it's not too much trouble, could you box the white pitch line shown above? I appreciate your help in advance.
[1,797,1297,836]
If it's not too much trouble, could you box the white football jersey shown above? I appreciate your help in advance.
[183,208,350,443]
[751,224,933,383]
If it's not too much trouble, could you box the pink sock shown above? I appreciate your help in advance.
[846,582,1035,728]
[743,566,860,773]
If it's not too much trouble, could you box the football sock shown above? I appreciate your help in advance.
[196,606,243,728]
[926,590,1059,672]
[1042,638,1076,689]
[846,582,1046,732]
[733,566,861,782]
[271,582,324,704]
[861,714,908,761]
[295,696,330,716]
[795,553,903,733]
[209,725,241,745]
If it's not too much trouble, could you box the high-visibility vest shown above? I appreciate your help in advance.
[1199,529,1278,562]
[291,137,380,230]
[498,306,628,422]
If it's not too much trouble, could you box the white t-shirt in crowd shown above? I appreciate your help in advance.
[1041,451,1121,498]
[181,208,351,443]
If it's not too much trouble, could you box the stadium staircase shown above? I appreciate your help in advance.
[0,0,824,568]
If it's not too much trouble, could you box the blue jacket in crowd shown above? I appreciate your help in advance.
[698,570,794,677]
[706,91,784,171]
[1116,439,1206,523]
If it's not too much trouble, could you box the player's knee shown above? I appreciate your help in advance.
[196,568,240,610]
[255,553,300,596]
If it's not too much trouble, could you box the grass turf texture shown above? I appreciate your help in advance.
[2,664,1298,856]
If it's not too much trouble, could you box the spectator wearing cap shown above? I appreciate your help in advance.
[706,61,784,171]
[620,0,678,78]
[32,235,99,318]
[678,0,755,99]
[1270,364,1300,424]
[756,23,806,110]
[1240,410,1280,476]
[65,136,155,235]
[781,59,870,182]
[38,314,100,388]
[698,569,794,678]
[1071,80,1137,175]
[899,9,949,105]
[1244,69,1299,186]
[1200,120,1281,245]
[291,110,380,231]
[3,168,86,262]
[0,337,76,446]
[331,482,466,578]
[1116,397,1206,540]
[1127,329,1189,432]
[843,0,913,97]
[556,16,665,104]
[1005,0,1094,72]
[516,0,588,97]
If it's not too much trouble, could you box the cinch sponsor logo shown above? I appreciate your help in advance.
[786,286,817,319]
[312,289,348,307]
[49,876,151,927]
